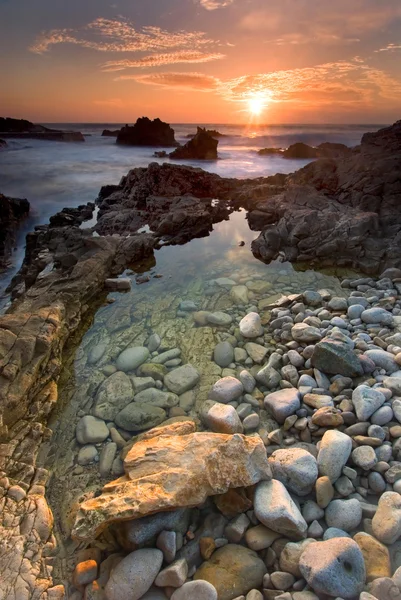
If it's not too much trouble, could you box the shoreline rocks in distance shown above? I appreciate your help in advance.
[116,117,177,146]
[0,116,85,142]
[102,128,120,137]
[258,141,352,159]
[185,128,225,139]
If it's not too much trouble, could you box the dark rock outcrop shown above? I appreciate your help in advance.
[116,118,177,146]
[102,129,120,137]
[186,128,225,139]
[258,142,351,159]
[0,117,84,142]
[169,127,218,160]
[0,193,30,270]
[0,139,6,148]
[250,120,401,274]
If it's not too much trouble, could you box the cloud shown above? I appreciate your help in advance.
[241,1,401,45]
[101,50,225,71]
[127,60,401,112]
[375,43,401,52]
[30,17,215,54]
[93,98,123,107]
[117,71,220,91]
[199,0,234,9]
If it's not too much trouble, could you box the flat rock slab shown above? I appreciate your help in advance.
[164,364,200,395]
[72,429,271,541]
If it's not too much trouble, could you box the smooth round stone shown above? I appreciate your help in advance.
[317,430,352,483]
[325,499,362,532]
[239,313,263,339]
[208,377,243,404]
[352,446,377,470]
[93,371,134,420]
[352,385,386,421]
[88,343,107,365]
[299,538,365,598]
[239,370,256,393]
[115,403,166,432]
[323,528,351,540]
[244,525,281,551]
[365,349,398,373]
[371,405,393,425]
[194,544,266,600]
[268,449,318,496]
[76,415,109,445]
[243,413,260,431]
[77,445,98,465]
[298,374,317,388]
[264,389,301,424]
[372,492,401,544]
[164,364,200,395]
[302,500,324,523]
[214,342,235,368]
[347,305,365,320]
[105,549,163,600]
[147,333,161,352]
[303,291,322,306]
[354,532,391,582]
[254,479,307,539]
[205,403,243,434]
[291,323,322,343]
[207,312,233,327]
[368,577,401,600]
[116,347,150,372]
[368,471,386,493]
[362,308,394,327]
[171,580,217,600]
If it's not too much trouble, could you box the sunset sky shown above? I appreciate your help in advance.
[1,0,401,123]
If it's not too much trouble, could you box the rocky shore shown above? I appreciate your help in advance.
[1,120,401,600]
[0,117,84,142]
[0,193,30,271]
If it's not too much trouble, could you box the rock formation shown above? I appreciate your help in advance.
[102,129,120,137]
[169,127,218,160]
[258,141,351,159]
[185,128,225,138]
[116,118,177,146]
[0,117,84,142]
[0,138,6,148]
[251,120,401,273]
[0,193,30,270]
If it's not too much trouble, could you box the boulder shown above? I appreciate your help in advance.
[194,544,266,600]
[72,430,271,540]
[0,193,30,269]
[299,538,366,598]
[116,118,177,146]
[169,127,218,160]
[283,143,318,159]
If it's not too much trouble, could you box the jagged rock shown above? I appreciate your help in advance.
[116,118,177,146]
[311,339,363,377]
[72,429,271,540]
[0,193,30,269]
[169,128,218,160]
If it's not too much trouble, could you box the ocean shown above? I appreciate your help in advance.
[0,122,385,299]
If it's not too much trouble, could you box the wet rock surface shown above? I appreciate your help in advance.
[0,192,30,270]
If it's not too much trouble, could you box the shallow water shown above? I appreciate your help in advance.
[40,208,351,584]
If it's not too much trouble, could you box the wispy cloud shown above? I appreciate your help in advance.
[199,0,234,10]
[118,71,220,91]
[375,42,401,53]
[30,17,215,54]
[101,50,225,71]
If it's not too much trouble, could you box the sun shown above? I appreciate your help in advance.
[248,96,265,115]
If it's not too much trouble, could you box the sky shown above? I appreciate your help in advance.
[1,0,401,123]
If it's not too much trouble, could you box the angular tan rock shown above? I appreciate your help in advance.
[72,431,271,540]
[354,532,391,582]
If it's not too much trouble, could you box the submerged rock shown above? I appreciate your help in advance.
[72,429,271,540]
[116,117,177,146]
[164,364,200,395]
[115,402,166,431]
[116,347,150,372]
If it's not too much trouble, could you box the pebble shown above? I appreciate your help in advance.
[299,538,365,598]
[354,532,391,582]
[170,580,217,600]
[76,415,109,445]
[368,577,401,600]
[352,446,377,470]
[99,442,117,477]
[214,342,235,368]
[268,449,318,496]
[372,491,401,544]
[325,499,362,532]
[264,389,301,424]
[317,430,352,483]
[156,530,176,563]
[105,549,163,600]
[205,403,243,434]
[208,377,244,403]
[291,324,322,343]
[116,346,150,372]
[254,479,307,539]
[155,558,188,588]
[279,539,317,577]
[352,385,386,421]
[73,559,98,587]
[239,313,263,338]
[77,445,98,466]
[244,525,281,551]
[164,364,200,394]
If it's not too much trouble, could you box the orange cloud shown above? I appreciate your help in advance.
[375,43,401,52]
[101,50,225,71]
[199,0,234,9]
[119,71,220,91]
[30,17,216,54]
